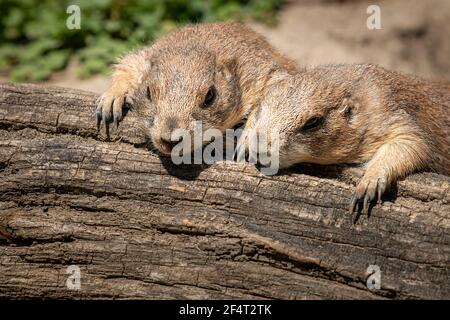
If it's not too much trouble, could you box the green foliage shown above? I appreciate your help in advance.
[0,0,284,82]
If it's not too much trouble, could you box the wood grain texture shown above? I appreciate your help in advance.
[0,83,449,299]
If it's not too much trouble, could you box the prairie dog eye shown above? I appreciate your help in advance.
[146,87,151,101]
[202,86,216,108]
[301,116,324,132]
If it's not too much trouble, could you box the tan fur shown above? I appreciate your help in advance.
[244,63,450,214]
[96,22,298,155]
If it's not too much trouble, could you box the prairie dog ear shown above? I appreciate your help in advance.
[339,96,360,121]
[143,58,156,74]
[218,58,237,80]
[138,59,156,86]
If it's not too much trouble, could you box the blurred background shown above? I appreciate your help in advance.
[0,0,449,93]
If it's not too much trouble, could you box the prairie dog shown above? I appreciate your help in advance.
[244,64,450,214]
[96,22,298,155]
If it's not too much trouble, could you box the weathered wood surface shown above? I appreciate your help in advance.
[0,83,448,299]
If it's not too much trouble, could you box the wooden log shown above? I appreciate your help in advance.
[0,83,448,299]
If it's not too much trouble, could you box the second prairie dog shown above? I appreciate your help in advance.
[96,22,297,155]
[243,63,450,214]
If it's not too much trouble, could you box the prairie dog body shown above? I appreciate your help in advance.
[244,63,450,213]
[96,22,298,155]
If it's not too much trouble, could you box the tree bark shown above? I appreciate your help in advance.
[0,83,448,299]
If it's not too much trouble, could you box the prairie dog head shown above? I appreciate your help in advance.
[136,45,240,156]
[246,73,362,169]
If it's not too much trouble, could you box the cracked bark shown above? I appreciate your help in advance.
[0,83,449,299]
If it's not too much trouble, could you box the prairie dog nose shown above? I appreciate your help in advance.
[160,117,181,142]
[160,134,183,147]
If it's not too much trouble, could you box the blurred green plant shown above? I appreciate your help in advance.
[0,0,284,82]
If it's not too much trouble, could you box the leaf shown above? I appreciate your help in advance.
[1,0,283,81]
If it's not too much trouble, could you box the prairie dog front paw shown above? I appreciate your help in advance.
[349,170,388,215]
[96,83,132,131]
[95,51,148,134]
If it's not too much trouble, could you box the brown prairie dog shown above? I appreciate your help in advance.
[96,22,298,155]
[244,63,450,214]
